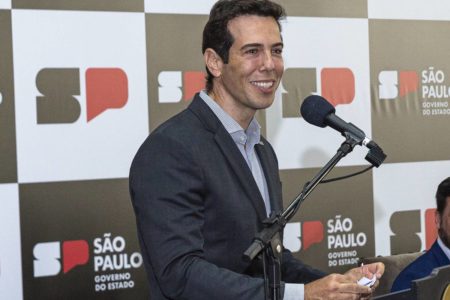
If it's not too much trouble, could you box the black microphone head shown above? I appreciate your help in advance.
[300,95,335,128]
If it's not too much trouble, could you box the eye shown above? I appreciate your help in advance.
[245,48,258,55]
[272,48,283,56]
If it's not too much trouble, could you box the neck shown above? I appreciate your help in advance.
[207,88,255,130]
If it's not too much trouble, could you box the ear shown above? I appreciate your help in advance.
[204,48,223,78]
[435,210,441,229]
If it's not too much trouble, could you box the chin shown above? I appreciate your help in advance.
[255,100,274,110]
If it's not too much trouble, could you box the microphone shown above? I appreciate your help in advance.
[300,95,386,167]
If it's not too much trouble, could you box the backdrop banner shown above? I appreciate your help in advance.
[1,0,449,298]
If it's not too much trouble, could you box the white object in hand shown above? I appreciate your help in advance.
[357,276,376,287]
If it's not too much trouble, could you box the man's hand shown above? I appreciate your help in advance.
[346,262,385,292]
[304,262,385,300]
[304,273,371,299]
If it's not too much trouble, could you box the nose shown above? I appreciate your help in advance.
[260,50,275,71]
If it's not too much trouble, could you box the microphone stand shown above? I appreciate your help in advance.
[243,133,364,300]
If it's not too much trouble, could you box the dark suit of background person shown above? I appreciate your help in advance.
[391,240,450,292]
[391,177,450,292]
[129,93,326,299]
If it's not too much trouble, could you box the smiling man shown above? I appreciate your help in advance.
[203,14,284,129]
[129,1,383,299]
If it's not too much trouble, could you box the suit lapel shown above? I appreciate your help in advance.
[214,130,268,221]
[188,94,268,222]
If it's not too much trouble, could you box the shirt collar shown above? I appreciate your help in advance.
[199,90,261,146]
[437,237,450,261]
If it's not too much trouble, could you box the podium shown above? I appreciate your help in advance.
[374,265,450,300]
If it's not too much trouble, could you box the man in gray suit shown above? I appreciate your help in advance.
[129,0,384,299]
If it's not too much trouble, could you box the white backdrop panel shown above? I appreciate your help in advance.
[368,0,450,21]
[0,0,11,9]
[12,10,149,183]
[145,0,216,14]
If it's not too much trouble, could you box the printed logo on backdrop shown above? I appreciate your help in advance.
[158,70,205,103]
[389,208,437,255]
[13,10,148,183]
[284,215,368,269]
[146,14,207,130]
[284,220,324,251]
[378,67,450,117]
[33,234,143,292]
[33,240,89,277]
[282,67,355,118]
[370,20,450,163]
[36,68,128,123]
[20,179,149,299]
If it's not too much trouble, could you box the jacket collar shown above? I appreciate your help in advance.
[433,239,450,264]
[188,94,276,222]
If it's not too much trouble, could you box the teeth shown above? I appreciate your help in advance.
[251,81,273,88]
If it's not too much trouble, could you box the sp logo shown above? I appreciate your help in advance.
[36,68,128,123]
[284,221,324,252]
[33,240,89,277]
[282,67,355,118]
[158,71,205,103]
[390,208,437,254]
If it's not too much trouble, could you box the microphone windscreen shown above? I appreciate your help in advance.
[300,95,335,128]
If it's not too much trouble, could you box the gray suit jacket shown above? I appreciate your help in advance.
[129,93,325,299]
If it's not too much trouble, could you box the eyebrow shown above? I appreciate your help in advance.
[240,42,284,51]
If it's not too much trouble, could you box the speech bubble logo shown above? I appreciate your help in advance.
[321,68,355,107]
[86,68,128,122]
[63,240,89,273]
[302,221,324,250]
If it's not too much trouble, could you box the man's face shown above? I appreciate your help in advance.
[437,197,450,249]
[214,15,284,118]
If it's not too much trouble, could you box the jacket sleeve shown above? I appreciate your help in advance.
[281,248,327,284]
[391,269,413,292]
[129,133,269,300]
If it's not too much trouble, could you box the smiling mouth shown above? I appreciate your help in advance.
[250,81,275,89]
